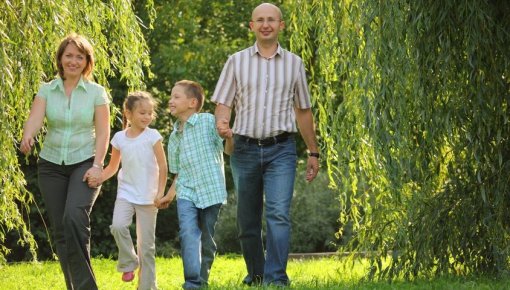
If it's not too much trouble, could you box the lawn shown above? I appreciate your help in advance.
[1,255,508,289]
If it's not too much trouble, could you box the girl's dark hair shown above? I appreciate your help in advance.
[56,33,94,80]
[122,91,157,129]
[174,80,204,112]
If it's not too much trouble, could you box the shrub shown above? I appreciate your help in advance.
[290,162,340,253]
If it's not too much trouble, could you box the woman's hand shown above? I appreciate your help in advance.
[83,167,103,188]
[20,96,46,155]
[20,135,35,155]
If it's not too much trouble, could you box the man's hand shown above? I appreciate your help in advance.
[216,118,232,138]
[305,156,319,182]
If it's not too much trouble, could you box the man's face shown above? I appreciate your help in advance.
[249,4,285,43]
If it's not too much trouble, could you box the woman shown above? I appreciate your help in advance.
[20,33,110,290]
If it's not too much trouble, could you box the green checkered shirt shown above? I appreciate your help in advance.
[167,113,227,208]
[38,77,109,165]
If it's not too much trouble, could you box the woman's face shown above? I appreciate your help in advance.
[61,43,87,79]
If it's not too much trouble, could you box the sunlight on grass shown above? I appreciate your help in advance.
[1,255,509,289]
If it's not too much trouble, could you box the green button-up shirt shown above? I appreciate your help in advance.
[167,113,227,208]
[38,77,109,165]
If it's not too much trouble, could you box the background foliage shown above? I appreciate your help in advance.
[4,0,510,282]
[1,0,152,262]
[4,0,340,262]
[289,0,510,279]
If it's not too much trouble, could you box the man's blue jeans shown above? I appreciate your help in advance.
[177,199,221,289]
[231,135,297,286]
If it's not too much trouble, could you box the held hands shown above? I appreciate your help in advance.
[154,195,171,209]
[218,118,234,155]
[155,187,176,209]
[216,118,233,139]
[83,166,103,188]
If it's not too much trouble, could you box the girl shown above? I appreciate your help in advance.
[91,91,167,290]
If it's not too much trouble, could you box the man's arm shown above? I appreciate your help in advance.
[295,107,319,182]
[215,104,233,139]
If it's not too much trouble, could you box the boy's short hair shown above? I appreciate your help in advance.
[175,80,204,112]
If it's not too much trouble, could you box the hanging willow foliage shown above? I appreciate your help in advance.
[0,0,153,262]
[288,0,510,279]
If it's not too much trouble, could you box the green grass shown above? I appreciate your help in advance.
[1,255,509,289]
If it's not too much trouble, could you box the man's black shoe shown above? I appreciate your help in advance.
[242,275,263,286]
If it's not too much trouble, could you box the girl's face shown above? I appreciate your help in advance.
[61,43,87,79]
[126,100,154,130]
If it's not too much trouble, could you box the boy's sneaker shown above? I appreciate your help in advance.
[122,271,135,282]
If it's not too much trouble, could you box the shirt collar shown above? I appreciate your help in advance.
[250,42,283,58]
[173,113,199,131]
[50,76,88,92]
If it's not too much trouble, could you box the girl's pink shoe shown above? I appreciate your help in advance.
[122,271,135,282]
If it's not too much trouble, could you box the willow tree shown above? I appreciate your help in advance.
[0,0,153,262]
[288,0,510,278]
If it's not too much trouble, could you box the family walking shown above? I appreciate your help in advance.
[20,3,319,290]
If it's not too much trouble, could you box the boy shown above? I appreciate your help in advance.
[157,80,231,289]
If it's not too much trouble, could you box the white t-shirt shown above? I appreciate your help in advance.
[111,127,163,205]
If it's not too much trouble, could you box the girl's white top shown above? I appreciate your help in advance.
[111,127,163,205]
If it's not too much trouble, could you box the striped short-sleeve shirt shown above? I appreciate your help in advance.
[211,43,311,139]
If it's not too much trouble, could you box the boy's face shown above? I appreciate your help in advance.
[168,85,197,119]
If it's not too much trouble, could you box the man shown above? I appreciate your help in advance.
[212,2,319,287]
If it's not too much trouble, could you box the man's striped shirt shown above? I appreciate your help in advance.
[212,43,311,139]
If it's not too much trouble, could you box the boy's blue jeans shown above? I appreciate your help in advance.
[177,199,221,289]
[231,135,297,286]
